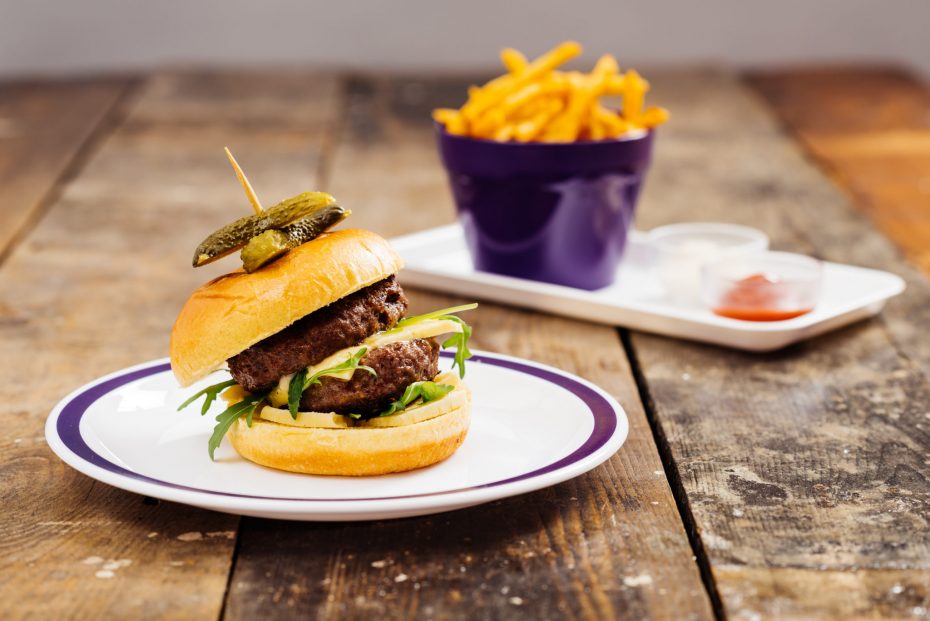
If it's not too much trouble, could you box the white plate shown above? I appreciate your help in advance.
[45,351,628,521]
[391,224,906,351]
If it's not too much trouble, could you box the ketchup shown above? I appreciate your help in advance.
[712,273,813,321]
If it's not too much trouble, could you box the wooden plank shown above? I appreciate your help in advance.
[0,77,130,258]
[629,69,930,620]
[747,68,930,275]
[0,70,342,620]
[222,76,715,621]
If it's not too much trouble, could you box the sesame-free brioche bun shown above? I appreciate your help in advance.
[227,381,472,476]
[170,228,403,387]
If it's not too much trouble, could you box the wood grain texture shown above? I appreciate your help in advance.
[0,71,341,619]
[748,68,930,275]
[0,77,130,258]
[222,76,714,621]
[628,70,930,620]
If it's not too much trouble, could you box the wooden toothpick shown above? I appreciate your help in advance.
[224,147,264,214]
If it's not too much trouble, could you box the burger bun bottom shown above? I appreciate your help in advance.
[227,384,471,476]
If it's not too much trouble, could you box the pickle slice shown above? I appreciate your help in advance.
[192,191,338,267]
[240,229,291,273]
[239,204,350,272]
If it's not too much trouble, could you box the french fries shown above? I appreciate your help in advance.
[434,41,669,142]
[500,48,527,74]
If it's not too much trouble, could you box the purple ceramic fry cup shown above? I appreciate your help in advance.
[436,126,654,290]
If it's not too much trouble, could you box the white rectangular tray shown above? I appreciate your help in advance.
[390,224,906,352]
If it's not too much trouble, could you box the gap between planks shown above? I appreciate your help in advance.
[620,330,727,621]
[0,78,139,267]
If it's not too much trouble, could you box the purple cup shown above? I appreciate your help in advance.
[437,126,654,290]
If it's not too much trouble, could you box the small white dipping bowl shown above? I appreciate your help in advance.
[647,222,769,305]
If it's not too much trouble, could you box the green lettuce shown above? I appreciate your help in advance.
[207,393,265,460]
[178,377,267,460]
[177,378,237,416]
[349,380,455,420]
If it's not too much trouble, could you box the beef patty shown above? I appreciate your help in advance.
[228,277,407,392]
[300,338,440,417]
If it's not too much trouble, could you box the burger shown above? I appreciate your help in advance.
[171,203,476,476]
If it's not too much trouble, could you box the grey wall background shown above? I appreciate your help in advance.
[2,0,929,78]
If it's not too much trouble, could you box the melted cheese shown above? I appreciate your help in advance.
[259,373,464,428]
[267,318,462,407]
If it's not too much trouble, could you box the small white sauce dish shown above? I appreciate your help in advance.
[647,222,770,305]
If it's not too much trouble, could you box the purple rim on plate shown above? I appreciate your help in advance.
[55,352,617,502]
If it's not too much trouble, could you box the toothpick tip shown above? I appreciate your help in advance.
[224,148,264,214]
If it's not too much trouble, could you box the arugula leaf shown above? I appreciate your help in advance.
[286,348,377,419]
[350,380,454,420]
[207,393,265,460]
[288,369,308,418]
[391,303,477,378]
[178,377,268,459]
[394,303,478,329]
[177,378,237,416]
[439,315,473,378]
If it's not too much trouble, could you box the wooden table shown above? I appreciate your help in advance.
[2,67,929,620]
